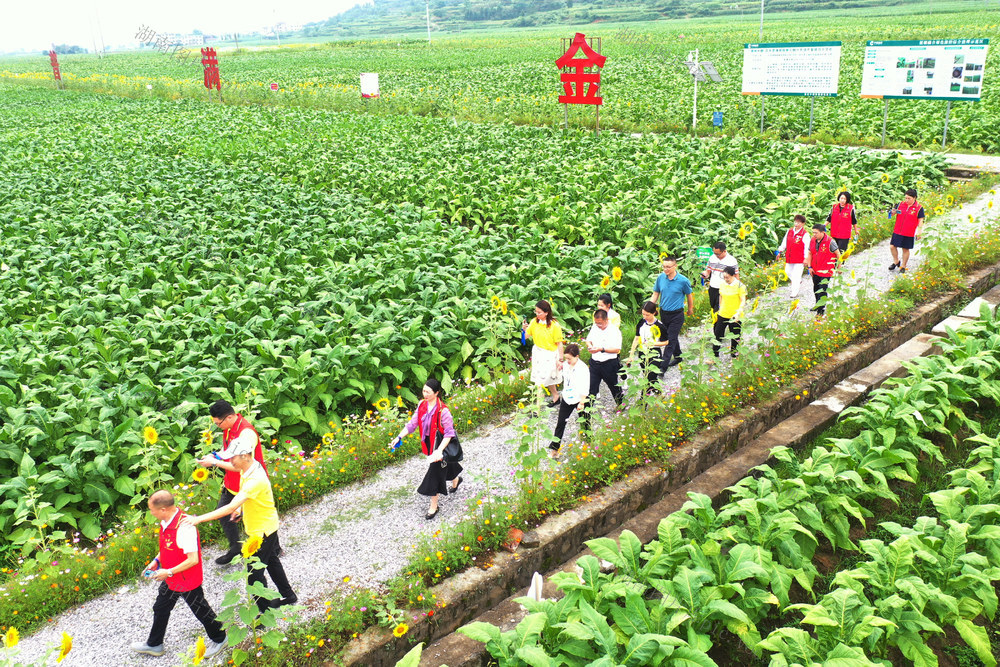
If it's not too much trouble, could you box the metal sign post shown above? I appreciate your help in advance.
[942,100,952,148]
[808,97,815,136]
[881,99,889,147]
[557,34,604,136]
[760,97,765,134]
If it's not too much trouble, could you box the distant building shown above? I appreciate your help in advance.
[162,33,205,47]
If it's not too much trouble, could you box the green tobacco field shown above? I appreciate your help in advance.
[1,3,997,150]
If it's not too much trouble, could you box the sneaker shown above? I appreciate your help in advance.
[130,642,164,657]
[204,637,227,658]
[215,548,240,566]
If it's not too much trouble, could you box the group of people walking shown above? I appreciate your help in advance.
[131,400,296,659]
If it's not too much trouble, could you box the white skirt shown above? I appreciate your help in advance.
[530,345,561,386]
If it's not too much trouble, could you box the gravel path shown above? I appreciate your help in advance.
[13,178,1000,667]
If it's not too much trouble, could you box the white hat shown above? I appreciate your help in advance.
[218,437,256,460]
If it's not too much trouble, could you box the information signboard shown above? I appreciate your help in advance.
[360,73,380,98]
[742,41,841,96]
[861,39,989,101]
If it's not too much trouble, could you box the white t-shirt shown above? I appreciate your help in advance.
[160,510,198,554]
[561,360,590,405]
[706,252,739,289]
[585,323,623,362]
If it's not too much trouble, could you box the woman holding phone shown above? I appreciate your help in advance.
[390,379,462,520]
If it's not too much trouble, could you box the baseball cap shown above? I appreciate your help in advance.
[217,437,256,460]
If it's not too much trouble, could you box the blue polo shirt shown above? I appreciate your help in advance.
[653,272,693,312]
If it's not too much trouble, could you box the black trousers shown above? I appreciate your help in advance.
[589,358,624,405]
[833,237,850,254]
[708,287,720,313]
[148,583,225,646]
[550,399,585,449]
[712,317,742,356]
[661,309,685,366]
[812,274,831,315]
[217,487,242,551]
[248,531,296,613]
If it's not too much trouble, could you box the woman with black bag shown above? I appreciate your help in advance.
[390,379,463,519]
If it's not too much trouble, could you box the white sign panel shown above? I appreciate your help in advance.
[360,72,380,98]
[861,39,989,101]
[742,41,842,97]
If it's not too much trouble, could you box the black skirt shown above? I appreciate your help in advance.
[417,439,463,497]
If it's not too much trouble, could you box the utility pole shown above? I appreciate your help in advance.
[426,0,432,44]
[690,48,699,130]
[759,0,764,40]
[93,1,107,56]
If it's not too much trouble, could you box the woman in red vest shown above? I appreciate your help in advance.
[776,214,809,298]
[131,490,227,659]
[889,188,925,274]
[826,191,858,259]
[805,224,841,316]
[391,379,463,519]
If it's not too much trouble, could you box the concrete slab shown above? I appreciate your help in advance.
[931,315,975,336]
[957,297,997,320]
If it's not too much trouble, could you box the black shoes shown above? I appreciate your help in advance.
[215,548,240,565]
[451,477,463,494]
[426,507,439,520]
[270,594,298,609]
[888,262,899,271]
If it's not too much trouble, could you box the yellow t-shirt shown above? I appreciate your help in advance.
[526,320,564,351]
[236,462,279,538]
[718,281,747,320]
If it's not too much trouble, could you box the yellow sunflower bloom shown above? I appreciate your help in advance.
[397,396,405,407]
[751,297,760,313]
[881,173,890,183]
[658,251,669,261]
[57,633,72,663]
[738,226,747,241]
[143,426,159,445]
[611,266,623,281]
[3,627,18,649]
[500,300,508,315]
[191,468,209,483]
[790,299,800,313]
[192,636,206,665]
[934,206,944,215]
[202,429,213,446]
[601,275,611,289]
[490,295,501,310]
[711,311,718,324]
[650,325,661,339]
[322,433,335,446]
[242,535,263,559]
[393,623,409,637]
[374,397,391,411]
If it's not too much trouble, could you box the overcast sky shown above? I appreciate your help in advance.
[0,0,370,52]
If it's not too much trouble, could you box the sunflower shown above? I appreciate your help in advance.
[57,633,72,663]
[191,468,209,483]
[601,275,611,289]
[658,252,669,261]
[242,534,263,559]
[946,195,955,206]
[392,623,409,638]
[611,266,623,282]
[881,173,890,184]
[738,226,747,241]
[789,299,800,313]
[934,206,944,215]
[490,295,501,310]
[500,300,508,315]
[374,397,391,411]
[143,426,159,446]
[711,311,718,324]
[751,296,760,313]
[322,432,335,446]
[202,429,213,446]
[650,325,661,339]
[192,636,206,665]
[3,627,18,648]
[396,396,405,408]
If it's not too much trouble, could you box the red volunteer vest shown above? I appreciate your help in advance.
[222,414,267,493]
[416,400,449,456]
[159,510,203,592]
[893,201,922,237]
[784,227,808,264]
[810,235,837,278]
[829,203,854,239]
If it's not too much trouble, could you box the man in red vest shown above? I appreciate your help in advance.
[889,188,925,274]
[197,400,267,565]
[776,214,809,298]
[805,223,841,316]
[130,490,227,658]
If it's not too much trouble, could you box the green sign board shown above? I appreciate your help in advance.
[695,246,713,265]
